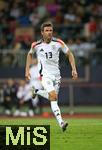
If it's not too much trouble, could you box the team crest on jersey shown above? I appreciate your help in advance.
[52,45,56,50]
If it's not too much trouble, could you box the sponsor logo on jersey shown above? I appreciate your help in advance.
[40,49,44,52]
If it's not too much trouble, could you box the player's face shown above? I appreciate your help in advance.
[41,26,53,42]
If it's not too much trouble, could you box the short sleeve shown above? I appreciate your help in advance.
[57,39,69,54]
[29,42,36,54]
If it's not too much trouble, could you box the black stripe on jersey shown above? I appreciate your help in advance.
[32,40,42,48]
[35,40,42,46]
[52,37,58,42]
[39,62,43,77]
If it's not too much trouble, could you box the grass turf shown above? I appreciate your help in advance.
[0,118,102,150]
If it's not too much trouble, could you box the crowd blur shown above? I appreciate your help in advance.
[0,78,42,116]
[0,0,102,66]
[0,58,43,116]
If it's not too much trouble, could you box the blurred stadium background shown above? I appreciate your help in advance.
[0,0,102,117]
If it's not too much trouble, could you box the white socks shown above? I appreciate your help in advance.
[51,101,64,127]
[36,90,64,127]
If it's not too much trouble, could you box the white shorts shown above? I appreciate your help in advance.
[30,80,43,90]
[41,75,61,94]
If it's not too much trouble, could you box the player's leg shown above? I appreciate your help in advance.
[49,82,68,132]
[33,76,68,131]
[32,95,39,107]
[49,90,64,127]
[31,77,50,99]
[54,82,68,132]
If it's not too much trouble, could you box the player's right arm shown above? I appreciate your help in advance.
[25,42,36,81]
[25,53,32,81]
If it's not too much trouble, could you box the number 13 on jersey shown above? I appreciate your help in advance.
[45,52,52,59]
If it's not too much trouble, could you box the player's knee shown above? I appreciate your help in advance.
[49,91,57,101]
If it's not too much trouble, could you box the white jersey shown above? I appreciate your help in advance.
[29,37,69,78]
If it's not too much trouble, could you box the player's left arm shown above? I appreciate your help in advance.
[66,50,78,80]
[58,38,78,80]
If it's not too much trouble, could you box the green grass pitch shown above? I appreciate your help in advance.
[0,117,102,150]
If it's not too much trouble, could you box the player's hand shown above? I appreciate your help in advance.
[25,71,31,81]
[72,69,78,80]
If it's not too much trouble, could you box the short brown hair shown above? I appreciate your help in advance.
[41,21,53,31]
